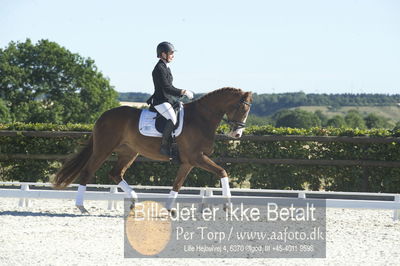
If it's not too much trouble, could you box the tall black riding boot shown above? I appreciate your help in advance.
[160,120,175,157]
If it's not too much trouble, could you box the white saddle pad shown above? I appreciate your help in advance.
[138,108,184,138]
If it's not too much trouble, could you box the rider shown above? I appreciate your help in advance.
[148,41,194,158]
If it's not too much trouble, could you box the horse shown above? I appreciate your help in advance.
[53,87,252,213]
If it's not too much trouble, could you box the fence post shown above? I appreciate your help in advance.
[199,188,214,213]
[394,195,400,221]
[108,186,118,210]
[18,184,30,207]
[198,188,206,213]
[298,192,306,199]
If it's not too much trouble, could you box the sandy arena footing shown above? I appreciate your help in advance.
[0,198,399,266]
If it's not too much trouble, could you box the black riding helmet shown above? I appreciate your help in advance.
[157,42,176,58]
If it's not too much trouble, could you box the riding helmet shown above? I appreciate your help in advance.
[157,42,176,57]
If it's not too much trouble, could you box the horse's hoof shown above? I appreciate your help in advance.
[169,209,177,218]
[76,205,89,214]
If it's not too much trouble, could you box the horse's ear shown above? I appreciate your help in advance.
[244,91,253,101]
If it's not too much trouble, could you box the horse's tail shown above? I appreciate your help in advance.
[53,136,93,189]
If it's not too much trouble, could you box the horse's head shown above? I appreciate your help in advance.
[224,91,253,139]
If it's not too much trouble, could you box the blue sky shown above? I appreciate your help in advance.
[1,0,399,94]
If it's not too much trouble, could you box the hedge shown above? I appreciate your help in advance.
[1,122,400,193]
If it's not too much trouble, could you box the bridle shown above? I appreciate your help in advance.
[222,98,252,131]
[197,95,252,131]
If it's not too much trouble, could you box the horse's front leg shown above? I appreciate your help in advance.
[166,163,193,213]
[194,153,232,210]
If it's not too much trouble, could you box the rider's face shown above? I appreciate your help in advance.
[162,51,174,63]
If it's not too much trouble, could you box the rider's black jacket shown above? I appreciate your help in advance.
[148,59,183,106]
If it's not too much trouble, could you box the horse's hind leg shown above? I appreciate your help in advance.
[74,154,110,213]
[75,134,120,213]
[109,144,139,208]
[75,150,113,213]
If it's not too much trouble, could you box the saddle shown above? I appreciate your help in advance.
[138,103,184,138]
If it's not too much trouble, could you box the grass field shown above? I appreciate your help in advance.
[290,105,400,124]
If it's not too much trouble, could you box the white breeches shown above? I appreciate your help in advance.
[154,102,177,125]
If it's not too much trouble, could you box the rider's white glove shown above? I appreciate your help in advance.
[183,90,194,100]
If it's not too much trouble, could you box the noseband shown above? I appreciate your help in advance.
[223,98,252,130]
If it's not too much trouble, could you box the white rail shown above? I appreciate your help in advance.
[1,182,399,221]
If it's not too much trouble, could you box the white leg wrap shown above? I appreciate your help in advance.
[118,180,138,200]
[221,177,231,198]
[166,190,178,210]
[76,185,86,206]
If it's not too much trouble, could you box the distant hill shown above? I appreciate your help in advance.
[291,105,400,124]
[119,92,400,117]
[251,92,400,116]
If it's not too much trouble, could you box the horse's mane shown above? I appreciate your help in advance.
[189,87,243,105]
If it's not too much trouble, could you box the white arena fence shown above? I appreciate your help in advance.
[0,182,399,221]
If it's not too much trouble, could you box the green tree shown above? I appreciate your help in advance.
[271,109,293,122]
[275,109,321,129]
[394,121,400,131]
[0,39,119,123]
[245,114,273,126]
[314,110,328,126]
[0,99,12,123]
[327,115,347,128]
[344,110,366,129]
[364,113,392,129]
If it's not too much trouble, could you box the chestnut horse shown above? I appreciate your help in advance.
[54,87,252,212]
